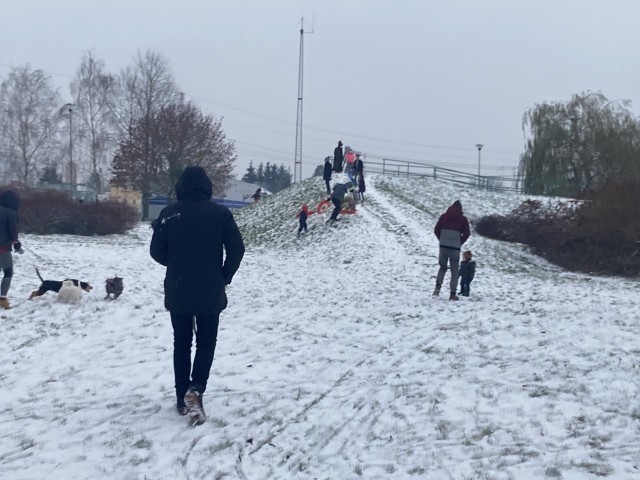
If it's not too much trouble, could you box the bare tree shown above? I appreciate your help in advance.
[0,65,62,185]
[70,51,118,192]
[111,50,179,217]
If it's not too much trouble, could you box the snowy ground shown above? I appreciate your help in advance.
[1,175,639,480]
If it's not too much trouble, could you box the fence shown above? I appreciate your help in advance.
[363,157,521,193]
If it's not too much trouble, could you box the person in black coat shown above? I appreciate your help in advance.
[150,166,245,419]
[322,156,332,195]
[354,154,364,177]
[333,140,344,173]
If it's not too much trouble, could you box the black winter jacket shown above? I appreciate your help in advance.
[0,190,20,251]
[323,161,332,181]
[150,167,245,315]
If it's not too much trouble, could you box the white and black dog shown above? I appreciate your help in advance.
[57,280,84,304]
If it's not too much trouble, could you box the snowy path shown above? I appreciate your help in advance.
[1,176,639,479]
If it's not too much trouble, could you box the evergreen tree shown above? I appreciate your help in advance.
[250,161,292,193]
[40,165,63,184]
[242,161,258,183]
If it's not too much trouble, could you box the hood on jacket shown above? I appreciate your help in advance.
[0,190,21,211]
[175,166,213,201]
[444,201,463,220]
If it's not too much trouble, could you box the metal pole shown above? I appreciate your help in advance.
[475,143,484,187]
[69,107,73,192]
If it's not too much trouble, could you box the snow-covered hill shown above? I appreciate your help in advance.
[1,174,638,479]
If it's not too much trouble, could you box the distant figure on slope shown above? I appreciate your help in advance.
[354,154,364,177]
[333,141,344,173]
[357,173,366,202]
[344,147,356,175]
[459,250,475,297]
[323,156,333,196]
[296,204,315,236]
[251,188,262,202]
[433,200,470,301]
[329,181,351,222]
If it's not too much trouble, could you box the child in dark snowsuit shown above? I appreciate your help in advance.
[296,204,314,236]
[459,250,475,297]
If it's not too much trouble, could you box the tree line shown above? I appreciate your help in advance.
[241,161,292,194]
[0,50,236,218]
[519,91,640,198]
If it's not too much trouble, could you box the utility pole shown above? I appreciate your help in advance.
[293,17,313,183]
[475,143,484,187]
[63,103,76,193]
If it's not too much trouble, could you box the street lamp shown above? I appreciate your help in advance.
[475,143,484,186]
[62,103,76,192]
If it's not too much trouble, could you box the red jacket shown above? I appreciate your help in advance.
[434,204,470,249]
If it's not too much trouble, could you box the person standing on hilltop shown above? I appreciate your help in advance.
[323,156,332,196]
[433,200,470,301]
[333,141,344,173]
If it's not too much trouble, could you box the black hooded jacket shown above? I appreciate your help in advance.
[0,190,20,251]
[150,167,245,315]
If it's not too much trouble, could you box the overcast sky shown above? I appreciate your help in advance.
[1,0,639,179]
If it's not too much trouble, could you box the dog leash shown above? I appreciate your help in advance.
[22,247,47,263]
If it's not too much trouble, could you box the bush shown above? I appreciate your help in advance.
[5,188,139,235]
[476,182,640,276]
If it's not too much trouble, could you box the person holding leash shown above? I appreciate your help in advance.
[0,189,23,310]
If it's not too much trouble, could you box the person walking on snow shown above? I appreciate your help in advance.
[333,141,344,173]
[323,156,332,195]
[0,190,23,310]
[150,166,245,425]
[433,200,470,301]
[296,204,314,236]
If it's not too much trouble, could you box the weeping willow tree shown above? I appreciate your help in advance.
[519,92,640,197]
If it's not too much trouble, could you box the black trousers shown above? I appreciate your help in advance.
[298,219,308,234]
[460,278,472,296]
[324,179,331,195]
[330,198,342,220]
[170,312,221,405]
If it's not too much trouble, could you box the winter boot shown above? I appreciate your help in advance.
[176,404,189,416]
[184,387,206,426]
[432,285,441,296]
[449,293,460,301]
[0,297,11,309]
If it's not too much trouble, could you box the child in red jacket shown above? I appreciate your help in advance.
[296,204,315,236]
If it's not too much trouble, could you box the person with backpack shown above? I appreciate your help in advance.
[433,200,470,301]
